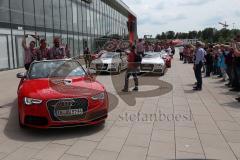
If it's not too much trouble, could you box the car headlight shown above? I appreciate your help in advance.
[155,64,163,68]
[91,92,105,101]
[24,97,43,105]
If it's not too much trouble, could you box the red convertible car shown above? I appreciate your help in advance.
[17,59,108,128]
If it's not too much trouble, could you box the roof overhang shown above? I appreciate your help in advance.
[104,0,137,19]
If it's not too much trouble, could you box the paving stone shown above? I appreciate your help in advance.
[204,147,237,160]
[176,137,203,154]
[24,141,50,150]
[176,151,205,159]
[175,127,199,139]
[105,126,131,139]
[66,140,98,157]
[0,140,24,154]
[88,150,118,160]
[2,147,39,160]
[151,129,174,143]
[148,141,175,159]
[117,146,148,160]
[216,120,240,131]
[59,154,87,160]
[34,143,69,160]
[125,133,151,147]
[97,137,125,152]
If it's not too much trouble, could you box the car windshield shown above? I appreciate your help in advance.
[28,60,86,79]
[144,53,159,58]
[101,53,119,59]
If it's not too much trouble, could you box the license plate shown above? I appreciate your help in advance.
[55,108,84,117]
[142,66,152,70]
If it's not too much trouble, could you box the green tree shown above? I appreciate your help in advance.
[166,31,175,39]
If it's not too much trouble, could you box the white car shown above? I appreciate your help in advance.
[140,52,166,75]
[91,52,128,74]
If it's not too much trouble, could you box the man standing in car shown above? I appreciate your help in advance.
[122,45,139,92]
[193,41,205,91]
[48,37,66,60]
[35,39,49,61]
[22,35,36,70]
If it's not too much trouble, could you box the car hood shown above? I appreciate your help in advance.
[141,58,165,64]
[20,77,105,100]
[92,58,119,64]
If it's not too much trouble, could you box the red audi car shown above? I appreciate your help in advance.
[17,59,108,129]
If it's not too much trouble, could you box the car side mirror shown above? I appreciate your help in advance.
[16,72,26,79]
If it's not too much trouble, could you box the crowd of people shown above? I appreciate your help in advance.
[179,35,240,102]
[22,35,70,70]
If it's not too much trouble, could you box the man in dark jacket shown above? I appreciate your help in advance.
[205,48,213,77]
[122,45,139,92]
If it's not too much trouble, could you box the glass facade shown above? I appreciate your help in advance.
[0,0,132,70]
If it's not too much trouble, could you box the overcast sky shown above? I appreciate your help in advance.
[122,0,240,37]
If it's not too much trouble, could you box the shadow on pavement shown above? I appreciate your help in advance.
[3,92,118,142]
[222,101,240,109]
[111,72,173,106]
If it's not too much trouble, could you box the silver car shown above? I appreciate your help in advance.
[140,52,166,75]
[91,52,128,74]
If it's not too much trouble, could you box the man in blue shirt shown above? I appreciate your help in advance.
[193,41,205,91]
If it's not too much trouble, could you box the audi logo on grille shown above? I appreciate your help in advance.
[55,99,76,107]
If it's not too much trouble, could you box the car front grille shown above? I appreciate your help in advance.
[96,64,108,70]
[140,64,154,71]
[47,98,88,122]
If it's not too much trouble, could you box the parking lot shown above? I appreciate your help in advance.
[0,56,240,160]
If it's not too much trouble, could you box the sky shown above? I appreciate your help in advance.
[122,0,240,37]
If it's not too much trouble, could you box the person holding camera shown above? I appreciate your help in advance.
[22,34,38,70]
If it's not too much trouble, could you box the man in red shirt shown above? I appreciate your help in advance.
[122,45,139,92]
[22,35,36,70]
[35,39,49,61]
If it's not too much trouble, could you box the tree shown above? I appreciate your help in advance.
[166,31,175,39]
[160,32,167,40]
[202,28,215,43]
[155,34,161,40]
[188,31,198,39]
[155,28,240,43]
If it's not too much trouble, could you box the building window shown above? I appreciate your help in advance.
[66,0,73,32]
[72,1,78,32]
[0,0,10,23]
[35,0,44,28]
[44,0,53,29]
[24,0,35,27]
[0,36,9,70]
[60,0,67,31]
[10,0,23,25]
[52,0,61,32]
